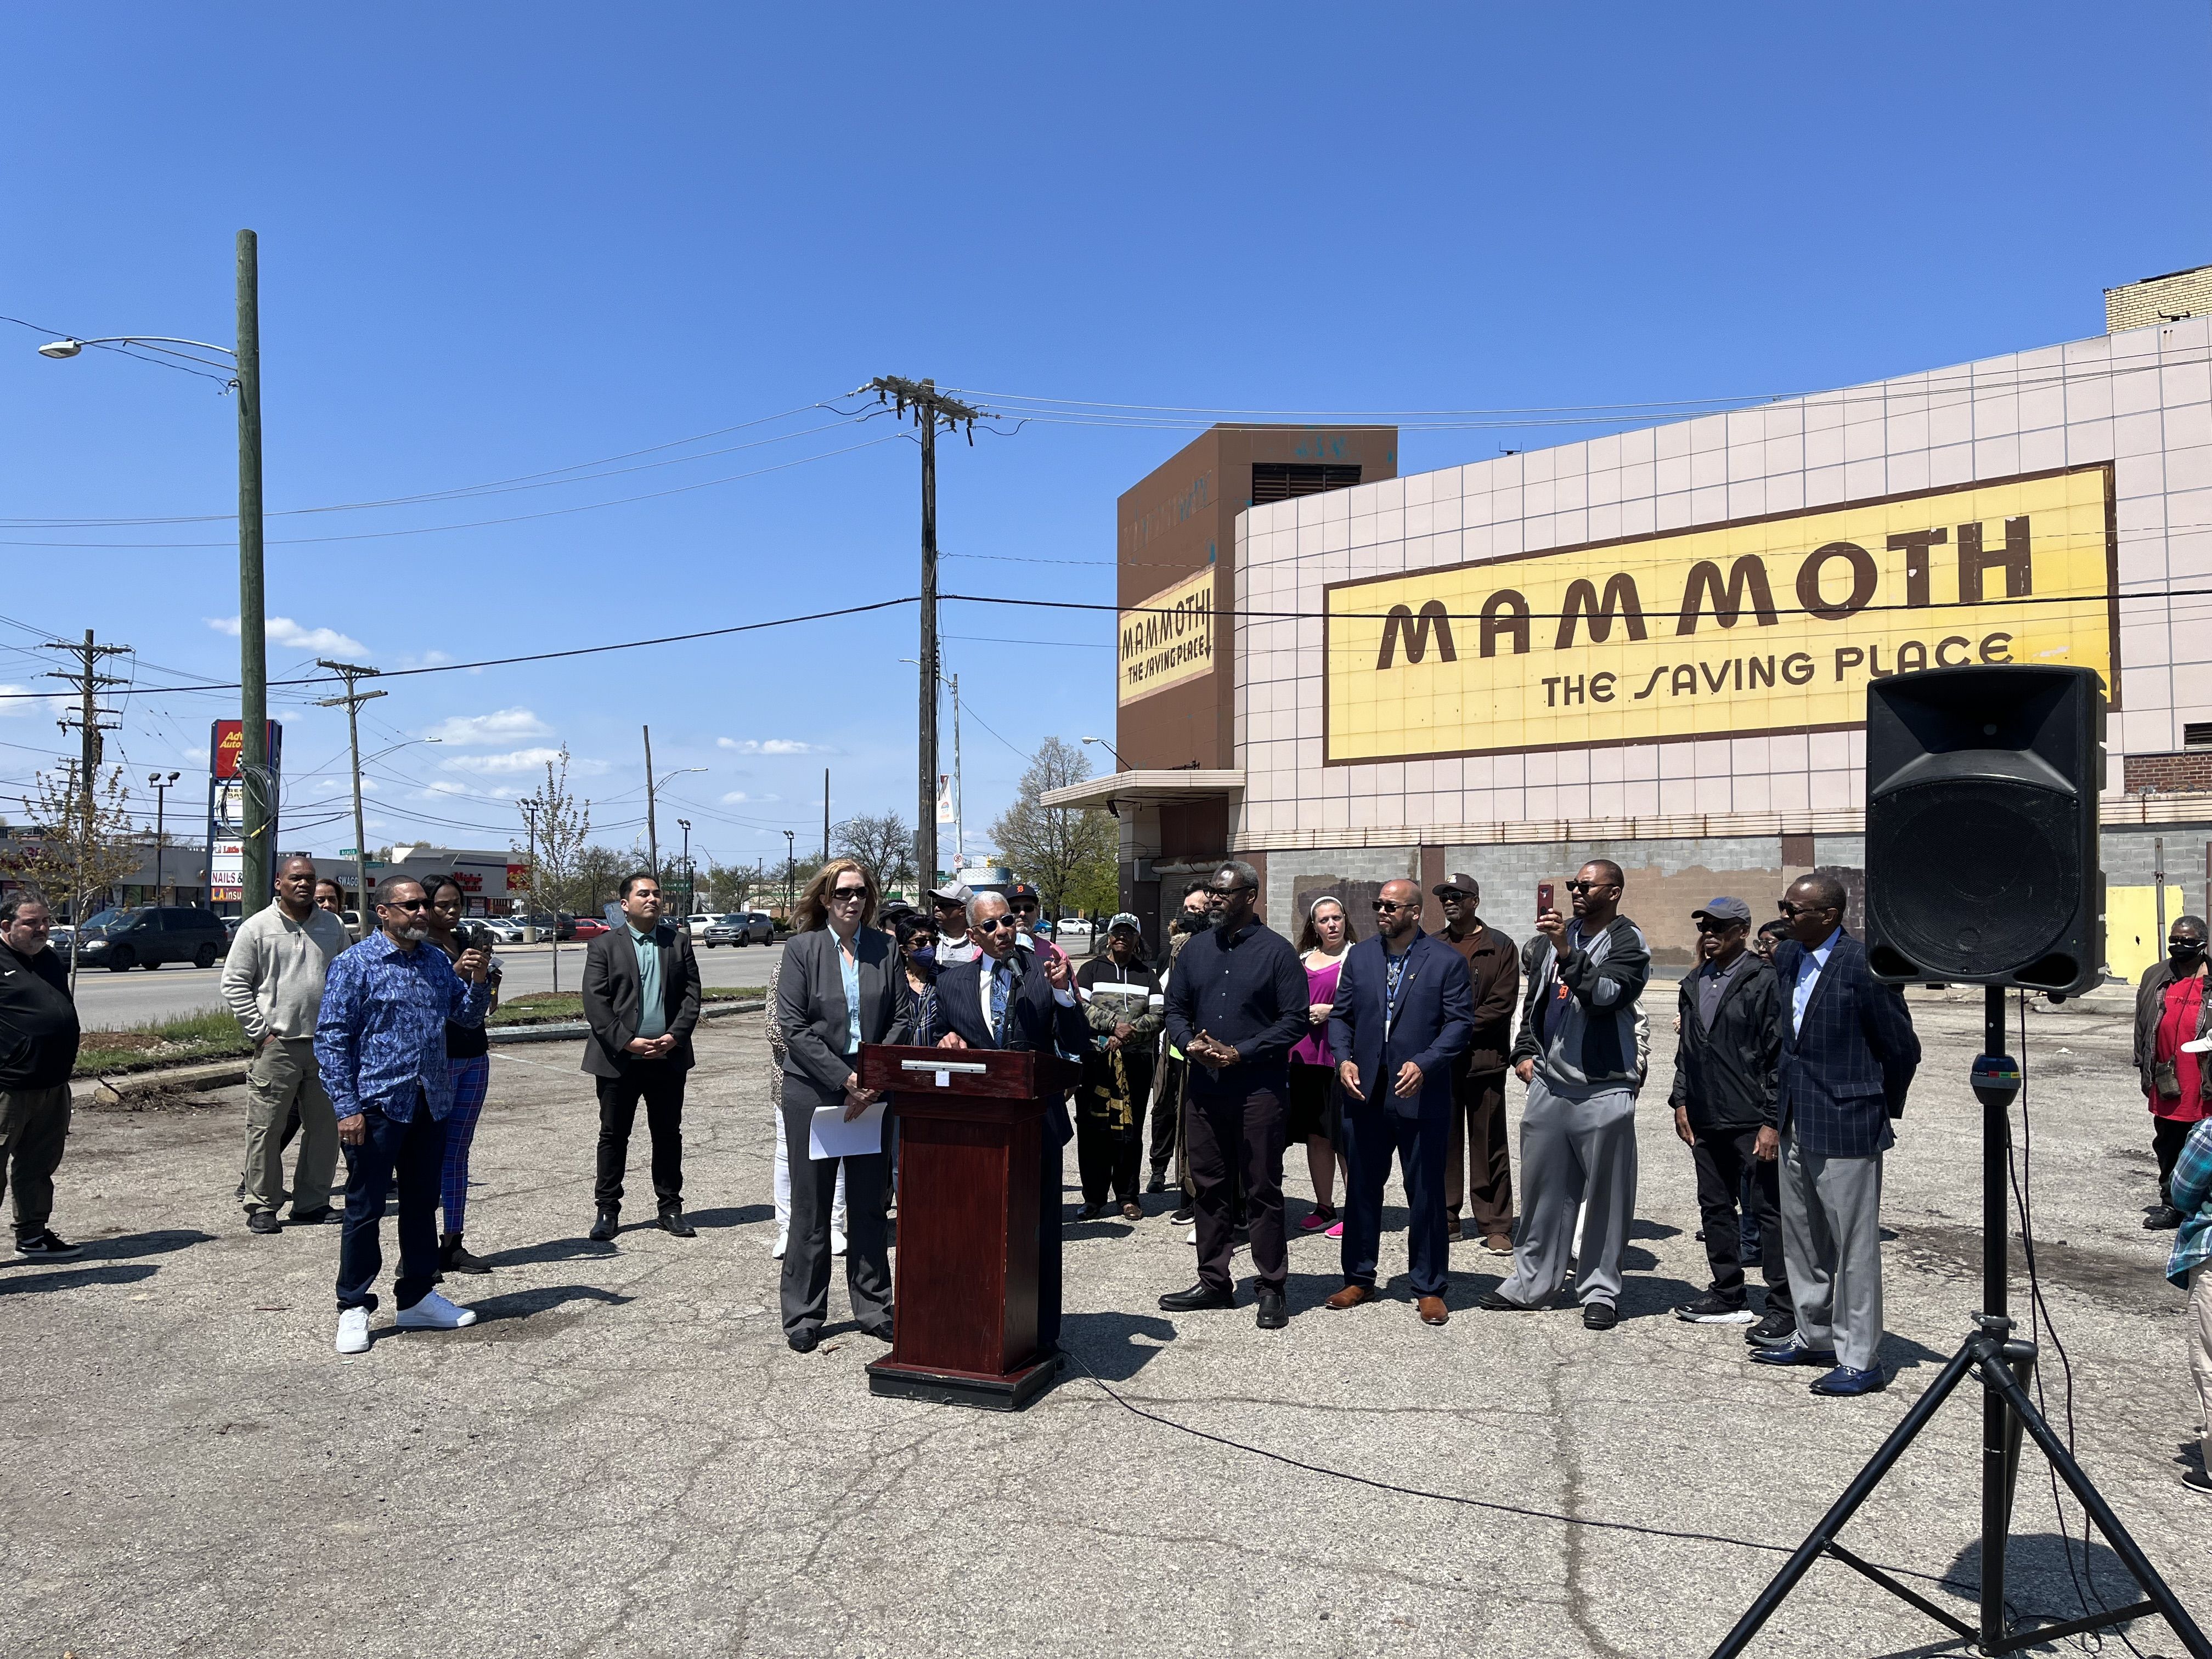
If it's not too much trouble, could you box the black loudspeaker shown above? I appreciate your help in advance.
[1863,665,2104,996]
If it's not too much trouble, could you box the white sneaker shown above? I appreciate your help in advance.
[335,1307,370,1355]
[830,1230,848,1258]
[772,1230,789,1261]
[1186,1224,1198,1245]
[396,1290,478,1331]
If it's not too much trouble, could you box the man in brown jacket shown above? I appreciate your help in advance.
[1431,874,1520,1252]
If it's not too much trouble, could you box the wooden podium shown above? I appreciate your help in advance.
[856,1043,1063,1411]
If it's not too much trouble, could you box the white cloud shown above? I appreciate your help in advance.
[421,708,552,746]
[721,791,781,804]
[718,737,831,755]
[207,614,368,657]
[0,684,40,717]
[439,747,608,777]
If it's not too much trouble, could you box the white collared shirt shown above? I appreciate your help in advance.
[1791,927,1842,1035]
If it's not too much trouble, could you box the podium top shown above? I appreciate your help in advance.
[857,1043,1065,1099]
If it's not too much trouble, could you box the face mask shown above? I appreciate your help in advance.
[909,946,936,968]
[1173,912,1203,934]
[2173,939,2207,961]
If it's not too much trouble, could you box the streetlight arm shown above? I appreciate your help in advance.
[40,335,238,358]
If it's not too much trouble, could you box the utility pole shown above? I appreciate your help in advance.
[678,819,692,918]
[862,375,989,892]
[520,799,541,945]
[783,828,795,918]
[146,771,180,902]
[823,766,831,867]
[315,659,385,939]
[642,724,659,882]
[43,628,130,919]
[236,228,273,919]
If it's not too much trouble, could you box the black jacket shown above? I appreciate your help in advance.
[580,923,703,1080]
[935,950,1088,1147]
[1668,953,1780,1132]
[0,941,79,1090]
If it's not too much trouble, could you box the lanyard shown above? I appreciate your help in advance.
[1383,950,1410,1042]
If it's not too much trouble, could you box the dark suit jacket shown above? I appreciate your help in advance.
[935,949,1088,1145]
[1327,932,1474,1121]
[1668,953,1781,1132]
[1772,930,1921,1157]
[775,926,913,1097]
[580,922,703,1080]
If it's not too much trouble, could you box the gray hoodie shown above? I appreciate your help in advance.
[1510,914,1650,1098]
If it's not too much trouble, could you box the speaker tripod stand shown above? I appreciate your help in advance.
[1712,988,2209,1658]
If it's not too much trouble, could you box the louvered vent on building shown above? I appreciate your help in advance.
[2185,721,2212,748]
[1250,462,1362,504]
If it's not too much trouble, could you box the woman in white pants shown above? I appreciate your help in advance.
[766,956,844,1259]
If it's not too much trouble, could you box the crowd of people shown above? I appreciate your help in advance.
[1,852,2209,1491]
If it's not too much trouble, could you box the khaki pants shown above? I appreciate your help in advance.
[2191,1262,2212,1473]
[241,1038,336,1216]
[1,1083,71,1237]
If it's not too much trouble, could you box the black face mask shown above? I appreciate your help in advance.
[2172,938,2207,962]
[1172,912,1205,935]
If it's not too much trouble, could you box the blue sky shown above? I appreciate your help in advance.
[3,3,2207,872]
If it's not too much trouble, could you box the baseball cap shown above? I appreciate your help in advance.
[1108,912,1141,933]
[1692,896,1752,924]
[1006,882,1041,904]
[1432,872,1479,899]
[928,881,972,905]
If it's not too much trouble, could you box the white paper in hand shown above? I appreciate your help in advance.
[809,1101,887,1160]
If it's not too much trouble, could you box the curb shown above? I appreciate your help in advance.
[76,997,768,1101]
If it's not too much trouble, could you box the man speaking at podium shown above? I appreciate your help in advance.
[935,890,1088,1352]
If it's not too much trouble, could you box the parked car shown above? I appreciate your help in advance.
[684,912,716,939]
[478,916,528,945]
[703,911,774,947]
[512,910,577,940]
[47,923,74,951]
[74,905,230,971]
[571,916,610,940]
[1051,917,1096,952]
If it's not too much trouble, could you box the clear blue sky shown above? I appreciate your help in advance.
[3,4,2205,873]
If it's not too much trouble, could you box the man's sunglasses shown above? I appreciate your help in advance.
[1776,900,1830,918]
[1372,899,1418,913]
[1563,879,1614,893]
[973,916,1021,933]
[382,897,431,912]
[1694,918,1745,934]
[1207,883,1251,899]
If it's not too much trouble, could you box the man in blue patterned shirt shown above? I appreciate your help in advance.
[315,874,493,1356]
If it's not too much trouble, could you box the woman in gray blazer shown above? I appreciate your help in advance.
[774,859,912,1352]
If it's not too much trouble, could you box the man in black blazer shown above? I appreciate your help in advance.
[936,890,1087,1352]
[1325,879,1473,1326]
[1750,872,1920,1397]
[581,872,703,1242]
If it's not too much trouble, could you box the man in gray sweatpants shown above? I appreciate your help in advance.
[1481,860,1650,1331]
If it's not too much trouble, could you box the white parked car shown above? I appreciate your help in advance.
[478,916,528,945]
[1052,917,1096,951]
[685,913,716,939]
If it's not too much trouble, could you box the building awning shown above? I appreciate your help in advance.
[1039,769,1244,814]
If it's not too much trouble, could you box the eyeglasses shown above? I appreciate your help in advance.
[1372,899,1417,913]
[1694,918,1743,934]
[1563,879,1615,894]
[383,898,430,912]
[1010,899,1040,912]
[830,886,868,902]
[973,916,1020,932]
[1777,900,1830,918]
[1207,884,1251,899]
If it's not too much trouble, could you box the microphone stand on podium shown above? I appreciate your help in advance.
[856,1042,1068,1412]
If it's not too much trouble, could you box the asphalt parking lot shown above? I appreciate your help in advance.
[3,986,2205,1658]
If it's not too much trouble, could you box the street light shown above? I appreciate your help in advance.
[1081,735,1126,770]
[783,828,795,920]
[37,231,273,918]
[676,819,693,918]
[146,770,181,903]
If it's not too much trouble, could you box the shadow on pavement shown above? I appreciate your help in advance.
[75,1228,216,1262]
[466,1283,634,1324]
[1613,1274,1705,1321]
[1875,1331,1951,1375]
[0,1262,159,1296]
[1059,1309,1177,1381]
[1938,1530,2164,1638]
[684,1204,773,1232]
[479,1237,618,1268]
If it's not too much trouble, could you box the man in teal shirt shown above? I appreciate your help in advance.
[581,873,703,1241]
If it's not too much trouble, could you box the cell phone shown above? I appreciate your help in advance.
[1537,882,1554,917]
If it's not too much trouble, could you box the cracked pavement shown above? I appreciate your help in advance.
[4,991,2208,1657]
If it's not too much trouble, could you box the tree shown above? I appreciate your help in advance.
[572,843,627,917]
[511,747,591,990]
[3,764,141,988]
[989,737,1118,922]
[832,811,917,893]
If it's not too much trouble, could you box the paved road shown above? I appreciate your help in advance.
[64,937,789,1029]
[5,987,2205,1656]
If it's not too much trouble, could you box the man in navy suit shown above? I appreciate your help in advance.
[1325,879,1474,1326]
[1750,872,1920,1397]
[935,891,1088,1353]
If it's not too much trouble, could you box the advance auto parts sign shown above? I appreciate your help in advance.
[1323,464,2115,764]
[1119,566,1215,705]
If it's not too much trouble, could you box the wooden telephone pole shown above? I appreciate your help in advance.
[314,659,385,938]
[860,376,989,894]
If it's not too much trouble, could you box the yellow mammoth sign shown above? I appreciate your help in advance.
[1323,464,2115,764]
[1119,566,1216,704]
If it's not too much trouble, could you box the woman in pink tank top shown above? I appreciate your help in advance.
[1289,895,1355,1234]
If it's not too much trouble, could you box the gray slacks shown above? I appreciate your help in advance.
[777,1076,890,1340]
[241,1037,336,1216]
[1498,1076,1638,1309]
[1778,1132,1884,1370]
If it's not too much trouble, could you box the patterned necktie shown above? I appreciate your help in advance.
[989,957,1011,1044]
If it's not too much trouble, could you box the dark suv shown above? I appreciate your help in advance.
[75,906,230,972]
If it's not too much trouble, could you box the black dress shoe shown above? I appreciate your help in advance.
[1477,1289,1537,1312]
[1158,1282,1236,1312]
[1255,1289,1288,1330]
[788,1330,819,1353]
[247,1209,281,1235]
[289,1206,332,1226]
[1582,1301,1618,1330]
[441,1232,492,1274]
[2145,1205,2185,1231]
[589,1207,618,1243]
[861,1322,894,1342]
[1146,1175,1167,1195]
[658,1207,697,1239]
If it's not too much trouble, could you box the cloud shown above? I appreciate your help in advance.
[207,614,368,657]
[422,708,551,746]
[718,737,831,755]
[720,791,781,804]
[0,684,42,717]
[439,747,608,777]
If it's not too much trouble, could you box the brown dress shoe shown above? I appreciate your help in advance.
[1418,1295,1450,1326]
[1324,1283,1378,1310]
[1482,1233,1515,1256]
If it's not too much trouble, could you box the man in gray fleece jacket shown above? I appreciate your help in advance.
[1482,859,1649,1330]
